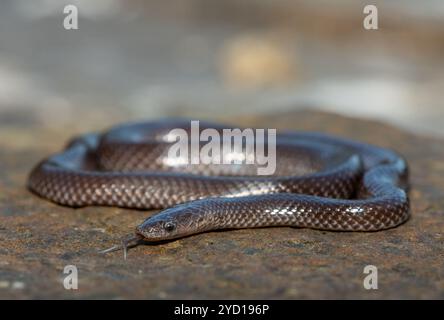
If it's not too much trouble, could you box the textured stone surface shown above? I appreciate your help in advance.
[0,110,443,299]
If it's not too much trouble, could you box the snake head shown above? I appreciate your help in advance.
[135,203,209,241]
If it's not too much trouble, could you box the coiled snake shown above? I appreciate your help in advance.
[28,119,410,255]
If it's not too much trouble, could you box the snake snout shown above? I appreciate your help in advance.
[135,225,145,237]
[135,224,155,240]
[134,215,179,242]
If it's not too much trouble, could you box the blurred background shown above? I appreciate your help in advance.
[0,0,443,137]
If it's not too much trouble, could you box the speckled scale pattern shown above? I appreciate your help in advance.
[28,119,410,232]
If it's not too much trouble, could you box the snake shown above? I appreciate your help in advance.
[28,119,410,256]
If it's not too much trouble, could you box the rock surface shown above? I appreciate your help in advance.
[0,110,443,299]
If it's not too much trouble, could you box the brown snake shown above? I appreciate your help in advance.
[28,119,410,255]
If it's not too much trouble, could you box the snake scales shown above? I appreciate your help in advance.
[28,119,410,246]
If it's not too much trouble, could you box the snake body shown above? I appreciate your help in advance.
[28,119,410,242]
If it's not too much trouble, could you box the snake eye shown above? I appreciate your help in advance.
[164,221,176,232]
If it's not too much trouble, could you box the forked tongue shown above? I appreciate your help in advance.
[99,234,143,260]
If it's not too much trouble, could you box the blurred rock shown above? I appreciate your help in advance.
[220,34,298,89]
